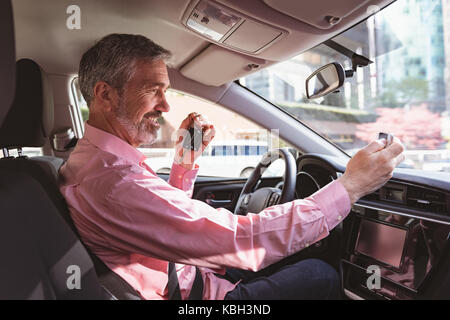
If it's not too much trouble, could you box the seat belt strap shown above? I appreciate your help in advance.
[168,262,182,300]
[168,263,204,300]
[188,267,204,300]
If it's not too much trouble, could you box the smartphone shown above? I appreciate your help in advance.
[378,132,394,147]
[182,125,203,151]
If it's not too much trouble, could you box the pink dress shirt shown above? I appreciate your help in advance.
[59,123,351,300]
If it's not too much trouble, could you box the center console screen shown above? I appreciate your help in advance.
[355,218,408,269]
[346,208,450,298]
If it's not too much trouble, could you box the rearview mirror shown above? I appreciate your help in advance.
[306,62,345,99]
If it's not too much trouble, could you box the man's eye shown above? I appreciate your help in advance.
[145,87,158,93]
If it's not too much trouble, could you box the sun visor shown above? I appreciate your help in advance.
[0,0,16,127]
[263,0,372,30]
[180,45,266,86]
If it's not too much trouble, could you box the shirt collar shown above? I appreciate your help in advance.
[83,122,147,165]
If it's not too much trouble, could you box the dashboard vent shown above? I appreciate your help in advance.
[406,186,449,214]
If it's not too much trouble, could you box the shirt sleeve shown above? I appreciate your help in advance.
[168,162,199,198]
[81,167,351,272]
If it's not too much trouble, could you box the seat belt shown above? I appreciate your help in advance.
[188,266,204,300]
[168,262,204,300]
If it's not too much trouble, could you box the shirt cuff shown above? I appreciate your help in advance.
[168,162,199,192]
[309,180,351,230]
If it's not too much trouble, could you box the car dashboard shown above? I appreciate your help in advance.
[295,154,450,300]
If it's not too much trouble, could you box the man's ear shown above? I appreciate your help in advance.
[92,81,118,112]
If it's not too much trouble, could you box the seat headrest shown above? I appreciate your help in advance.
[0,0,16,127]
[0,59,54,149]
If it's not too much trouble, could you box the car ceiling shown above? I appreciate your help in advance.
[12,0,395,86]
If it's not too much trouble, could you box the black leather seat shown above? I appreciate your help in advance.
[0,0,106,300]
[0,0,140,299]
[0,61,142,300]
[0,169,109,299]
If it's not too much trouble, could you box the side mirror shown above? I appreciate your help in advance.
[305,62,345,99]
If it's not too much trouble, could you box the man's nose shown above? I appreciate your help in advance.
[155,94,170,113]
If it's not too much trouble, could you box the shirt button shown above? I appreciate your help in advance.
[185,178,189,182]
[337,215,342,221]
[178,175,182,179]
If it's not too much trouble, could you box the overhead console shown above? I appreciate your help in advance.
[182,0,286,54]
[178,0,394,86]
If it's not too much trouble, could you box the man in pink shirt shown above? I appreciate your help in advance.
[59,34,405,300]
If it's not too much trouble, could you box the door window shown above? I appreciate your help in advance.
[71,82,293,178]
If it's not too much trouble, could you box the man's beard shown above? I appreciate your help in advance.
[113,99,161,147]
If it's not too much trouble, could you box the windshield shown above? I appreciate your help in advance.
[241,0,450,172]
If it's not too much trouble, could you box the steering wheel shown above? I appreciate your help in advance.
[234,148,297,215]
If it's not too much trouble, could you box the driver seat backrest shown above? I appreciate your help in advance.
[0,58,142,299]
[0,170,110,299]
[0,0,107,300]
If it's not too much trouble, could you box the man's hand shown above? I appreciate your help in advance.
[173,112,215,170]
[338,138,405,205]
